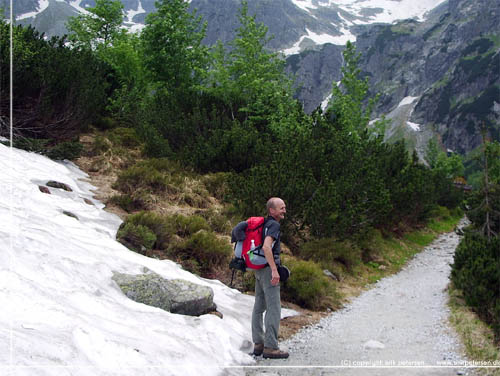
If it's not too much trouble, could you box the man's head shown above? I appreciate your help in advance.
[267,197,286,222]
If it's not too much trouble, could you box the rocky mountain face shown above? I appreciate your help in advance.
[5,0,499,157]
[352,0,500,155]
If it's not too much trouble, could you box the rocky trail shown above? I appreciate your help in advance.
[238,218,472,376]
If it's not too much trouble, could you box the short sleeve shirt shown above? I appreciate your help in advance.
[264,216,281,265]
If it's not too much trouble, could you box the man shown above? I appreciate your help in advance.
[251,197,289,359]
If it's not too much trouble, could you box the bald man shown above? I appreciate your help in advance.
[251,197,289,359]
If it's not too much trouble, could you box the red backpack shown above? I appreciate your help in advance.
[240,217,267,270]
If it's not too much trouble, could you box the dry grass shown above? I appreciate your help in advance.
[448,285,500,376]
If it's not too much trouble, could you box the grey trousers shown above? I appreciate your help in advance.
[252,266,281,349]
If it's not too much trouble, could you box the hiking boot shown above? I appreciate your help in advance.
[262,347,289,359]
[251,343,264,356]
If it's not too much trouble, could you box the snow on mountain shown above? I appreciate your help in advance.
[284,0,448,53]
[17,0,49,20]
[0,143,300,375]
[308,0,448,23]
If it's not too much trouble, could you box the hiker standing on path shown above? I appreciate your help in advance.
[251,197,289,359]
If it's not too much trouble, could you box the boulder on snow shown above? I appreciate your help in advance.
[46,180,73,192]
[39,185,50,194]
[112,271,216,316]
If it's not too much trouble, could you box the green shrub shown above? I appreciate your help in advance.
[170,214,210,237]
[169,230,232,275]
[120,211,174,249]
[196,209,232,233]
[46,140,83,160]
[451,232,500,341]
[94,117,116,131]
[202,172,231,201]
[300,238,362,272]
[91,135,112,156]
[2,137,49,153]
[107,127,141,148]
[114,165,167,194]
[116,222,157,254]
[109,193,148,212]
[281,257,338,310]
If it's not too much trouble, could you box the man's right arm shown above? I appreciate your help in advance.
[262,236,280,286]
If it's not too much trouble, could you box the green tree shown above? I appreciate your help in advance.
[67,0,125,51]
[205,1,296,126]
[140,0,208,93]
[327,41,382,137]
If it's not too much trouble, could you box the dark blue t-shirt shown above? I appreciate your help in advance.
[264,216,281,266]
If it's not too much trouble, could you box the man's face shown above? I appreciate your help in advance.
[270,199,286,222]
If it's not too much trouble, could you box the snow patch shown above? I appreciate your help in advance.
[407,121,421,131]
[0,143,258,375]
[282,27,356,55]
[125,0,146,24]
[306,0,447,23]
[291,0,318,12]
[398,96,419,107]
[16,0,49,20]
[69,0,91,15]
[321,93,332,111]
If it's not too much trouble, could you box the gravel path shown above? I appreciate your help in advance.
[240,219,470,376]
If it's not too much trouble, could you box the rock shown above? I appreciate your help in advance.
[39,185,50,194]
[363,340,385,350]
[112,271,217,316]
[46,180,72,192]
[83,198,94,205]
[323,269,340,281]
[63,211,78,220]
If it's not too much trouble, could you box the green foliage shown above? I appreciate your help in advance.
[117,222,157,254]
[106,127,141,148]
[114,164,168,194]
[141,0,208,92]
[0,21,110,141]
[202,172,231,201]
[300,238,362,272]
[169,214,210,237]
[168,230,232,275]
[45,140,84,160]
[205,1,296,123]
[119,211,174,249]
[113,158,184,194]
[281,257,338,310]
[327,41,381,138]
[451,232,500,341]
[109,194,147,212]
[67,0,125,51]
[2,137,83,160]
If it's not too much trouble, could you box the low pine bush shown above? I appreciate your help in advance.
[169,230,232,275]
[119,211,174,249]
[300,238,362,272]
[46,140,84,160]
[113,164,167,194]
[170,214,210,237]
[451,232,500,342]
[116,222,157,254]
[281,257,338,310]
[107,127,141,148]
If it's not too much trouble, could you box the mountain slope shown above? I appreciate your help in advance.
[5,0,498,156]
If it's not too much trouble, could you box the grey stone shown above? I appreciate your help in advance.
[39,185,51,194]
[47,180,72,192]
[63,211,78,220]
[112,271,216,316]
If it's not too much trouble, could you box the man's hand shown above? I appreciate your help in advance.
[271,268,280,286]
